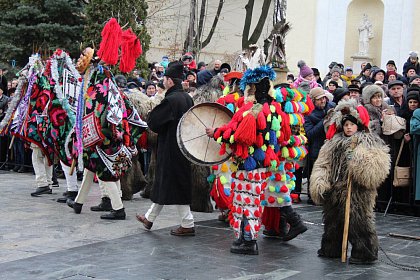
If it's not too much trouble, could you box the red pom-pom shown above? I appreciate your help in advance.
[254,209,261,217]
[275,173,282,181]
[234,221,239,228]
[244,209,250,216]
[119,28,142,73]
[326,123,337,140]
[254,198,260,206]
[256,133,264,147]
[285,162,293,170]
[219,143,226,155]
[261,182,268,190]
[268,196,275,204]
[236,194,242,201]
[237,183,243,191]
[246,184,251,191]
[254,224,260,232]
[255,186,261,194]
[280,185,289,193]
[248,172,253,180]
[236,207,242,214]
[212,165,218,171]
[263,103,271,116]
[232,172,236,178]
[254,173,260,181]
[245,224,251,232]
[290,193,299,199]
[244,197,251,204]
[234,113,256,146]
[97,18,122,65]
[238,173,245,181]
[260,194,265,201]
[257,111,267,130]
[261,172,266,180]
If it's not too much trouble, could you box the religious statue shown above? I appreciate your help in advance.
[358,14,374,56]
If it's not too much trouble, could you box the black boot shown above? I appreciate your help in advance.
[281,206,307,241]
[100,208,126,220]
[67,199,83,214]
[31,186,52,197]
[90,197,112,211]
[57,191,78,203]
[230,240,258,255]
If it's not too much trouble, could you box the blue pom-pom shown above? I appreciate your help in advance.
[269,130,277,145]
[244,156,257,171]
[275,185,280,193]
[284,196,291,203]
[261,200,267,206]
[274,143,280,153]
[253,148,266,161]
[239,66,276,91]
[226,103,235,113]
[224,188,231,196]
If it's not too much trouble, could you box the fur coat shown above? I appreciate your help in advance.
[310,131,390,206]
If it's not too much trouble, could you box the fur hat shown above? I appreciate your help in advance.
[297,60,313,78]
[165,61,184,80]
[362,84,385,104]
[407,90,419,102]
[326,99,370,139]
[348,84,360,93]
[331,65,341,74]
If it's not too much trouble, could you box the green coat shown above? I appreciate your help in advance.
[410,108,420,200]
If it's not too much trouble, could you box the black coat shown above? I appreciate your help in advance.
[147,83,194,205]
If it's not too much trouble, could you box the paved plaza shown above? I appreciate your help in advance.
[0,170,419,279]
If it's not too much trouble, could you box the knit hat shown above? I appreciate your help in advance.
[409,75,420,84]
[326,99,370,139]
[362,84,385,104]
[386,70,397,79]
[333,88,350,104]
[197,61,207,69]
[331,65,341,74]
[345,66,353,72]
[386,60,397,68]
[165,61,184,80]
[309,87,327,100]
[297,60,314,78]
[406,89,419,102]
[388,79,404,89]
[409,51,418,59]
[348,84,360,93]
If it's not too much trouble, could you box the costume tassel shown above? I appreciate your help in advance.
[97,18,122,65]
[233,113,256,146]
[119,28,142,73]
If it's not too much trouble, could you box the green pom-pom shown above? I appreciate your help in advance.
[271,160,277,170]
[271,116,280,131]
[249,146,254,154]
[217,137,222,143]
[270,105,276,113]
[277,197,284,204]
[229,135,234,143]
[269,185,276,192]
[220,175,228,185]
[207,174,216,183]
[261,144,267,152]
[267,114,272,122]
[265,132,270,141]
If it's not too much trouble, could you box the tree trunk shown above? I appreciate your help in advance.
[199,0,224,49]
[242,0,271,49]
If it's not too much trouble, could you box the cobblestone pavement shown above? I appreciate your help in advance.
[0,170,419,279]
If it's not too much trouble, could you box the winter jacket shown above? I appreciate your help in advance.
[410,109,420,200]
[304,102,335,159]
[403,58,420,76]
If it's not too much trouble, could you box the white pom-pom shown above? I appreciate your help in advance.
[297,60,306,69]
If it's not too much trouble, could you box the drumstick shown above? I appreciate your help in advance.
[69,158,76,175]
[8,135,15,150]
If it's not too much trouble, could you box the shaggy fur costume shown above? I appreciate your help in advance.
[310,131,390,261]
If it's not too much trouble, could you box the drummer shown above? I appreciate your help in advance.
[136,61,196,236]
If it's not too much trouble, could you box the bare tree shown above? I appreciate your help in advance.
[183,0,224,55]
[242,0,271,50]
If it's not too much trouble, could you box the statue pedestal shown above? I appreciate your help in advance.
[273,67,288,86]
[351,55,373,73]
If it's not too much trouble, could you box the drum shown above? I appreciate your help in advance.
[177,102,233,166]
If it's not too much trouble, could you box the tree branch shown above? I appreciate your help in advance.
[242,0,254,49]
[200,0,224,48]
[248,0,271,45]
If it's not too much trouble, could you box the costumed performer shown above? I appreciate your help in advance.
[310,99,391,264]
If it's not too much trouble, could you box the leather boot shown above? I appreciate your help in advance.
[56,191,78,203]
[230,240,258,255]
[281,206,307,241]
[100,208,126,220]
[31,186,52,197]
[90,197,112,211]
[67,199,83,214]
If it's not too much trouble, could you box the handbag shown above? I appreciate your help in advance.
[393,140,411,187]
[82,112,105,148]
[382,114,406,136]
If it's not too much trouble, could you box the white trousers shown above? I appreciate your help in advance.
[145,203,194,228]
[75,169,123,210]
[97,179,122,198]
[60,161,79,192]
[31,145,52,188]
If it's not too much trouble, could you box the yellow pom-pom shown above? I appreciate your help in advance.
[270,105,276,113]
[277,197,284,204]
[217,137,222,143]
[229,162,238,172]
[261,144,267,152]
[229,135,234,144]
[249,146,254,154]
[220,175,228,185]
[221,163,228,173]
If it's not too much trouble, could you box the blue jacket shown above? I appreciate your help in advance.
[304,102,335,159]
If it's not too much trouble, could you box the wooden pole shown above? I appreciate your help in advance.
[8,135,15,150]
[69,158,76,176]
[341,136,358,263]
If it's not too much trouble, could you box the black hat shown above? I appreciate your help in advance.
[386,60,397,68]
[341,114,359,127]
[164,61,184,80]
[333,88,350,104]
[197,61,207,69]
[372,69,386,80]
[406,65,417,72]
[409,75,420,84]
[114,75,127,88]
[388,79,404,88]
[406,89,419,102]
[220,63,231,72]
[311,68,320,76]
[362,63,372,72]
[348,84,360,93]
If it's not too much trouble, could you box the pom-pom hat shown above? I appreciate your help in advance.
[297,60,313,78]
